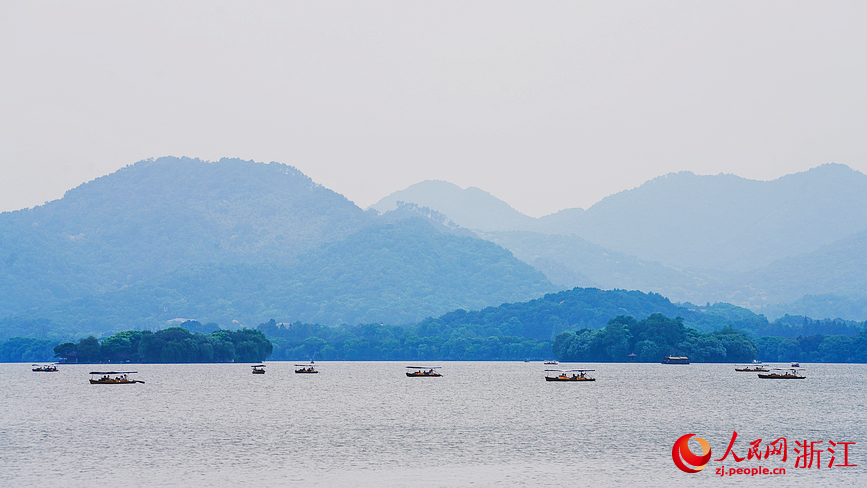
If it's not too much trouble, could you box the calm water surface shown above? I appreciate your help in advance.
[1,362,865,487]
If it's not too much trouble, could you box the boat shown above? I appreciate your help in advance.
[662,356,689,364]
[406,366,442,377]
[295,363,318,374]
[32,364,58,372]
[545,369,596,381]
[791,362,801,368]
[544,360,559,365]
[89,371,145,384]
[735,364,769,372]
[252,364,266,374]
[758,368,806,380]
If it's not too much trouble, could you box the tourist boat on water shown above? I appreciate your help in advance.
[32,364,58,372]
[406,366,442,377]
[295,363,318,374]
[89,371,145,384]
[544,360,559,365]
[791,362,801,368]
[735,364,769,372]
[662,356,689,364]
[252,364,266,374]
[545,369,596,381]
[758,368,805,380]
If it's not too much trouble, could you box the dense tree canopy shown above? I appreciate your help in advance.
[552,314,759,363]
[51,324,272,363]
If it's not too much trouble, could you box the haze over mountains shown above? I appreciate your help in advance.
[0,157,553,337]
[2,157,865,342]
[371,164,867,319]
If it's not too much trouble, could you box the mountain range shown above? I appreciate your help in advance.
[0,157,554,338]
[2,157,865,343]
[371,164,867,319]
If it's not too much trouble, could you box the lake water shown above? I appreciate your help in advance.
[1,362,865,487]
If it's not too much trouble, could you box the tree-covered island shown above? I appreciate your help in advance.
[552,314,758,363]
[52,325,272,363]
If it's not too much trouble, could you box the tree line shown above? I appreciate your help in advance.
[551,314,759,363]
[4,316,867,363]
[51,323,272,363]
[258,319,551,361]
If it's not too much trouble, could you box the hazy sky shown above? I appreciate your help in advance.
[1,1,864,218]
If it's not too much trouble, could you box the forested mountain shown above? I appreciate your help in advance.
[375,164,867,320]
[0,157,373,317]
[0,159,554,338]
[256,287,771,362]
[412,287,767,341]
[57,217,551,333]
[4,156,865,346]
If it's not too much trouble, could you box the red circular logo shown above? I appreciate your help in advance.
[672,434,712,473]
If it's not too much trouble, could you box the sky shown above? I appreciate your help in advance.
[1,1,864,218]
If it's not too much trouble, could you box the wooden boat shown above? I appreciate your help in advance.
[662,356,689,364]
[406,366,442,377]
[545,369,596,381]
[295,363,318,374]
[32,364,58,372]
[758,368,805,379]
[252,364,266,374]
[735,365,768,372]
[89,371,144,384]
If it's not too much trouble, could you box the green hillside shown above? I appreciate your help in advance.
[0,157,373,317]
[257,287,789,362]
[0,158,557,338]
[58,218,554,331]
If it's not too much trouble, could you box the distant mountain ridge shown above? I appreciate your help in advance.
[568,164,867,272]
[0,157,554,336]
[372,164,867,320]
[370,180,540,232]
[372,164,867,271]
